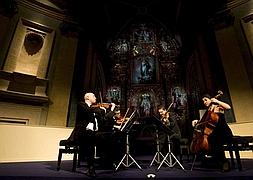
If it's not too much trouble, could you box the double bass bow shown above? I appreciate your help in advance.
[190,90,223,154]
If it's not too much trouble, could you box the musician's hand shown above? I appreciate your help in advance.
[100,106,106,112]
[192,120,198,127]
[211,98,219,104]
[110,103,116,111]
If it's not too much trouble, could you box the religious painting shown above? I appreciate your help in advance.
[132,55,157,84]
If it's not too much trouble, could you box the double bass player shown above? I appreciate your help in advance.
[191,92,233,172]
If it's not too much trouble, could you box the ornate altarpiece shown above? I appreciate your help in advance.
[108,22,185,120]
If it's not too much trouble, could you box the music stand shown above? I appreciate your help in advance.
[152,115,185,171]
[149,128,170,167]
[115,110,142,171]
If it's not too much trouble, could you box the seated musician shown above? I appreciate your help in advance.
[191,93,233,172]
[67,92,121,177]
[112,110,123,128]
[157,105,181,157]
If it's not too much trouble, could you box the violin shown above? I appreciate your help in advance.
[190,90,223,154]
[91,103,119,109]
[161,112,170,125]
[114,114,125,124]
[160,102,173,125]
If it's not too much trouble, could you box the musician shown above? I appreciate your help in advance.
[113,110,124,126]
[67,92,117,177]
[192,93,233,172]
[157,105,181,157]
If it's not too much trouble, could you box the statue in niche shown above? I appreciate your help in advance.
[160,40,169,53]
[116,39,128,54]
[106,87,121,103]
[134,27,153,43]
[139,93,152,117]
[172,87,187,109]
[142,30,151,42]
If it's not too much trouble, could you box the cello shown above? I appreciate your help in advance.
[190,90,223,154]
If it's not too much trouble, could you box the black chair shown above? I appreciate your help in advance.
[57,139,80,172]
[223,135,253,171]
[179,138,190,162]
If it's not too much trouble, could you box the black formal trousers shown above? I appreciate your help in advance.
[82,129,122,169]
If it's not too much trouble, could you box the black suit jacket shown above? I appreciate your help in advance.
[68,101,115,142]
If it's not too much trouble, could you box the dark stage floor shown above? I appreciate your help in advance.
[0,155,253,179]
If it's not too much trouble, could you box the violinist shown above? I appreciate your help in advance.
[112,110,124,128]
[191,93,233,172]
[157,105,181,157]
[92,103,120,132]
[67,92,117,177]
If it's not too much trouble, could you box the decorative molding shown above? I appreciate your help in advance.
[220,0,250,13]
[0,70,48,95]
[0,89,49,105]
[242,14,253,23]
[21,18,53,33]
[0,116,29,125]
[17,0,74,22]
[208,0,250,30]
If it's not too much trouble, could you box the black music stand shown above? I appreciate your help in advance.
[149,128,170,167]
[152,115,185,171]
[115,110,142,171]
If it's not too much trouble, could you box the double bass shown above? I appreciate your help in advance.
[190,90,223,154]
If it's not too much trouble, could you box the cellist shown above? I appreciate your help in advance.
[191,93,233,172]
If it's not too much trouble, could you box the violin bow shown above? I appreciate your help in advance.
[166,102,174,112]
[119,107,130,128]
[99,91,103,103]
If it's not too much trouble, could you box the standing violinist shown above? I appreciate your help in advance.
[157,105,181,157]
[191,93,233,172]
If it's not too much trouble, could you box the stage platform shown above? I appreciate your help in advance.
[0,155,253,179]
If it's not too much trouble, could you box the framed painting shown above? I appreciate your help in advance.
[131,55,157,84]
